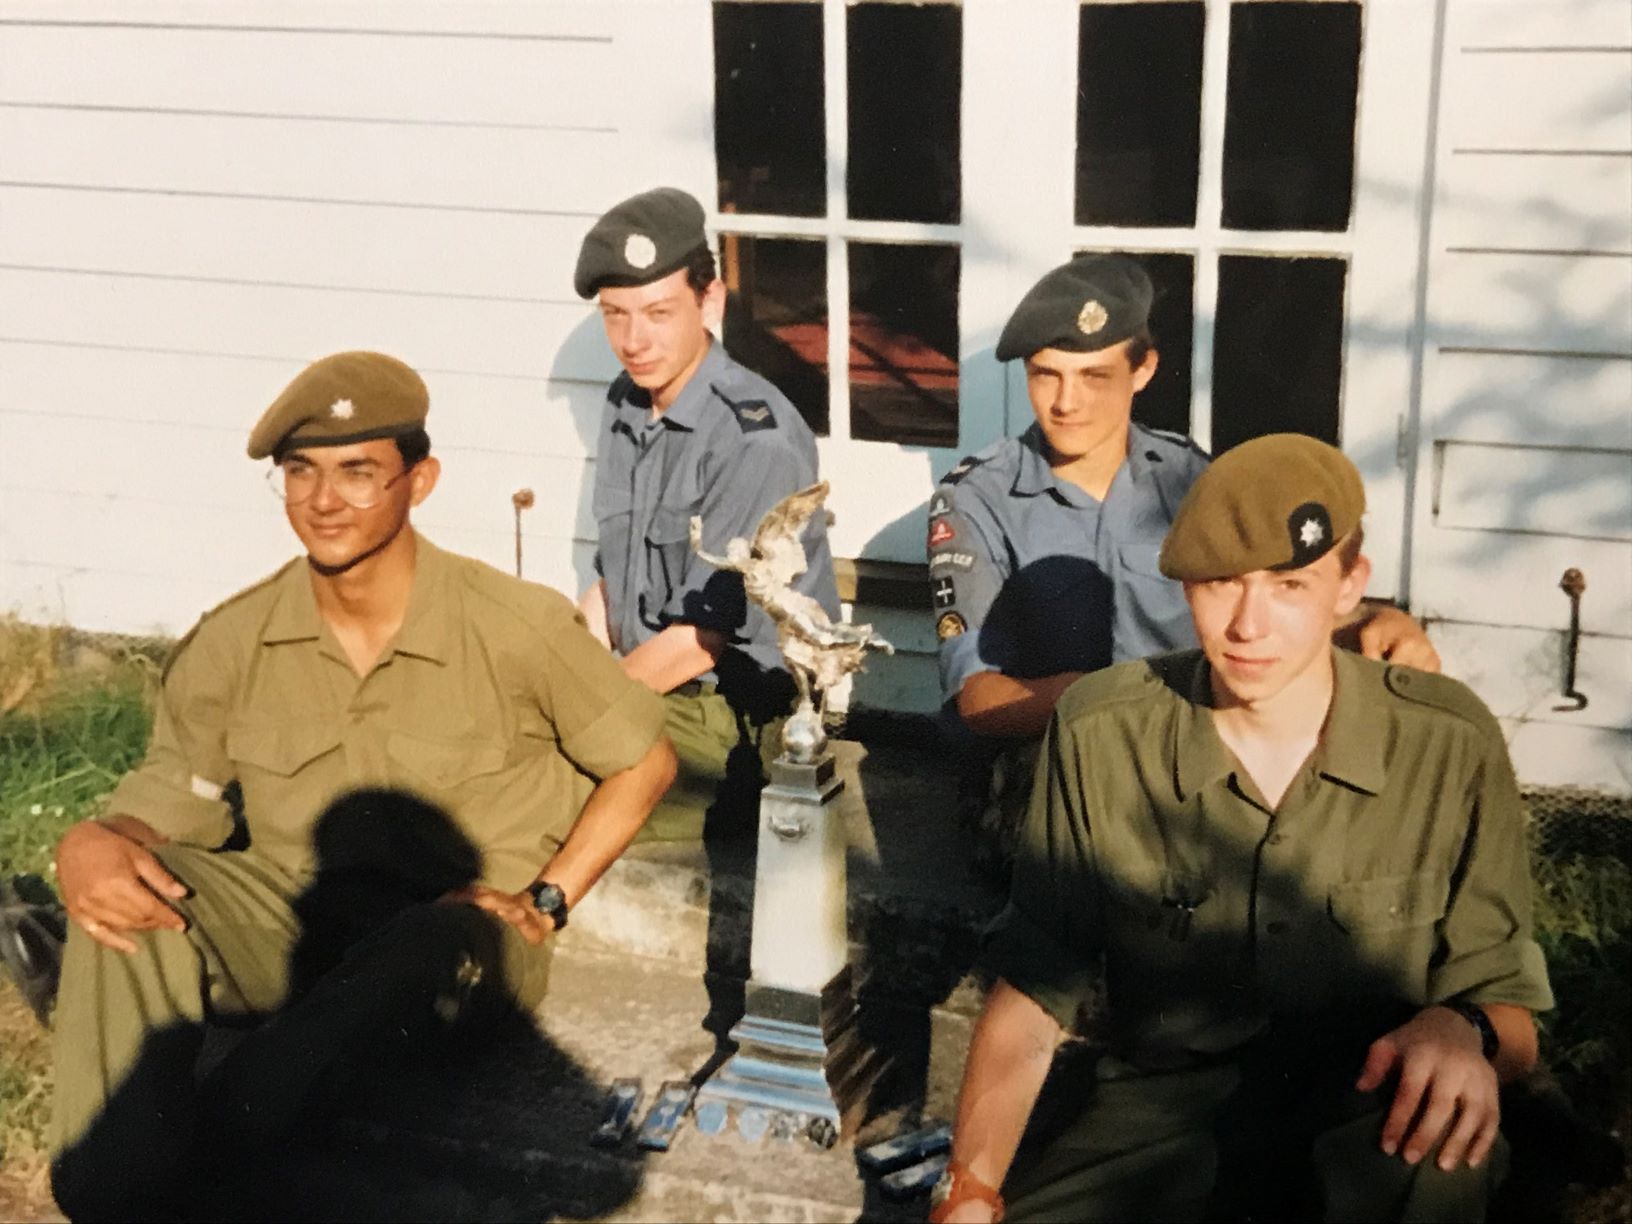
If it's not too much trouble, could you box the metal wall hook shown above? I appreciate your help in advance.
[1555,568,1588,712]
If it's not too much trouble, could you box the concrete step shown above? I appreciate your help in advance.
[315,941,977,1223]
[561,739,999,1017]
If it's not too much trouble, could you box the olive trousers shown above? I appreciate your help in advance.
[50,843,551,1220]
[637,685,783,842]
[1006,1057,1506,1223]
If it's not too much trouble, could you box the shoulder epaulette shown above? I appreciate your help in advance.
[939,453,991,486]
[1056,655,1179,721]
[1383,667,1503,741]
[713,385,779,434]
[160,564,293,682]
[1138,425,1211,463]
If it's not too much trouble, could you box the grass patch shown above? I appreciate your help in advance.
[0,620,156,1199]
[1532,851,1632,1128]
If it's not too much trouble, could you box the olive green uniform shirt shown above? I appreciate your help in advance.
[107,533,666,892]
[986,648,1552,1071]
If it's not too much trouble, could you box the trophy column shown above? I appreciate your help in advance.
[694,721,870,1137]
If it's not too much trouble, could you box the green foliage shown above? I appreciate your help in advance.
[0,653,156,1195]
[0,663,155,879]
[1531,849,1632,1127]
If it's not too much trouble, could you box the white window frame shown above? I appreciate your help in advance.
[703,0,1437,599]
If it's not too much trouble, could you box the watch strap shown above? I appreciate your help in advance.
[929,1160,1005,1223]
[1443,1000,1499,1062]
[527,880,569,931]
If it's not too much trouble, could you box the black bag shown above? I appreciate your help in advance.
[1,873,67,1026]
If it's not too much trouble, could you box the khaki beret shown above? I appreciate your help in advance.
[995,253,1153,362]
[247,351,428,461]
[574,187,710,299]
[1159,433,1365,581]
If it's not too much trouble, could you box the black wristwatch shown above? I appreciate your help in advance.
[526,880,569,931]
[1443,1000,1499,1062]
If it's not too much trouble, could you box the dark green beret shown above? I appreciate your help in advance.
[995,253,1154,362]
[574,187,710,299]
[247,351,428,460]
[1159,433,1365,581]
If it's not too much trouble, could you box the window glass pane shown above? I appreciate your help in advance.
[847,3,961,224]
[1212,255,1346,454]
[1222,3,1361,232]
[1135,252,1194,435]
[714,2,826,217]
[1076,3,1204,228]
[848,242,959,447]
[720,234,830,436]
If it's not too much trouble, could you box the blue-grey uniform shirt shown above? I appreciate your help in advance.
[929,422,1209,713]
[592,342,839,704]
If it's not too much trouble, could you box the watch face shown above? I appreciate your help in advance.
[530,883,565,914]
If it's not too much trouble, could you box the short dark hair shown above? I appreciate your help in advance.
[272,429,431,467]
[684,244,719,298]
[1125,325,1156,371]
[1335,523,1365,574]
[394,428,431,468]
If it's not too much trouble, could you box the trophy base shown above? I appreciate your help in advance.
[694,965,876,1137]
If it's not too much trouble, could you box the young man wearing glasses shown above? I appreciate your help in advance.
[48,351,677,1217]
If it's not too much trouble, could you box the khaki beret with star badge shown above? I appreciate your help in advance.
[995,253,1154,362]
[247,351,429,460]
[1158,433,1365,581]
[574,187,711,299]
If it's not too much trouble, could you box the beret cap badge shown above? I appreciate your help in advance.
[623,233,657,270]
[328,397,355,420]
[1076,299,1109,336]
[1157,433,1364,582]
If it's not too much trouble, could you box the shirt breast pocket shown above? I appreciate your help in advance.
[1328,872,1447,999]
[228,721,342,779]
[226,720,343,831]
[386,731,508,796]
[641,504,695,625]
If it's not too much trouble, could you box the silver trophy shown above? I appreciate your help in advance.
[688,482,893,1140]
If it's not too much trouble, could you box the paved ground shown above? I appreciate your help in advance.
[179,737,989,1222]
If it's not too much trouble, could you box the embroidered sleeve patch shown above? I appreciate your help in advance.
[726,398,778,433]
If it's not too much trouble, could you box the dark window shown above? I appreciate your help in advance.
[1222,3,1361,232]
[847,3,961,224]
[720,235,830,436]
[1211,255,1347,454]
[714,2,826,217]
[1076,3,1205,228]
[1132,252,1194,435]
[848,242,959,447]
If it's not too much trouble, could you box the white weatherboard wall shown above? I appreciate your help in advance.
[1411,0,1632,792]
[0,1,713,635]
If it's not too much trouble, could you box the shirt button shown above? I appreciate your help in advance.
[1265,833,1284,846]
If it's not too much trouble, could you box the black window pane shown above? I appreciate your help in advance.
[848,242,959,447]
[847,4,960,224]
[1076,3,1204,228]
[720,235,830,436]
[1212,255,1346,454]
[715,2,825,217]
[1133,253,1193,434]
[1222,3,1361,232]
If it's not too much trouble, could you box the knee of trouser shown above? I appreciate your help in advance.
[1313,1114,1508,1223]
